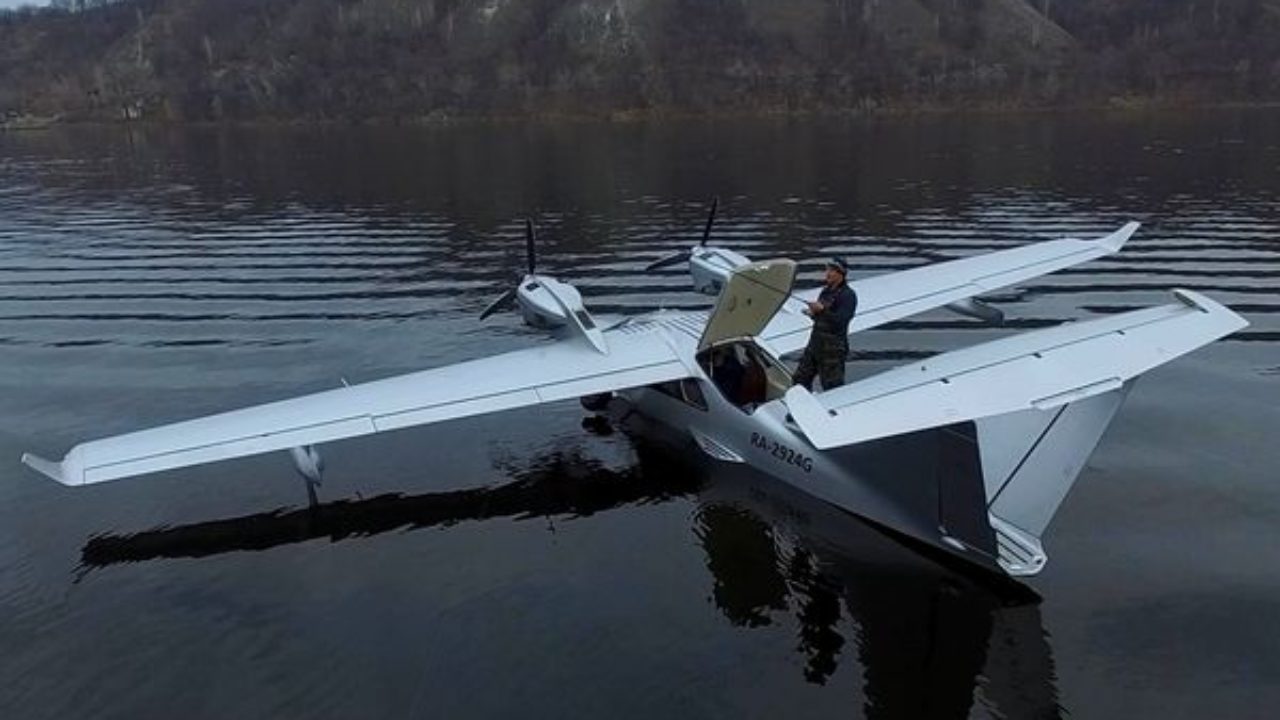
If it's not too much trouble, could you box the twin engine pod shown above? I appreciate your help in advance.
[511,272,609,353]
[687,246,752,295]
[644,197,750,295]
[516,274,590,329]
[478,218,605,352]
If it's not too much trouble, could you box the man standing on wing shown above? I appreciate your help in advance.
[794,257,857,391]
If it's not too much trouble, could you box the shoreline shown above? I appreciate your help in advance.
[4,99,1279,132]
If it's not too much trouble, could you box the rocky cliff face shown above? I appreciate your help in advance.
[1,0,1276,121]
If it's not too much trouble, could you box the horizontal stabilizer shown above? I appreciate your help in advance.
[786,289,1246,450]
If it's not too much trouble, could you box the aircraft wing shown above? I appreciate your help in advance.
[22,330,691,486]
[783,289,1247,450]
[760,222,1140,356]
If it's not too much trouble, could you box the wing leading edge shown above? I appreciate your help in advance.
[761,222,1141,355]
[23,330,690,487]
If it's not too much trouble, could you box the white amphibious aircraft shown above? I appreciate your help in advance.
[22,217,1247,579]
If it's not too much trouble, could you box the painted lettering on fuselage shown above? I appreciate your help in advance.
[750,432,813,473]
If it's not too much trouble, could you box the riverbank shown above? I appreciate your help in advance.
[5,99,1277,132]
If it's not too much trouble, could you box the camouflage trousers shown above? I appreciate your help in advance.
[793,332,848,391]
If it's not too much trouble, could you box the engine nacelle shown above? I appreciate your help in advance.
[516,275,580,327]
[688,246,752,295]
[516,274,607,353]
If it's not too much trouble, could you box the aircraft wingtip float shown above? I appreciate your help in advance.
[22,207,1247,582]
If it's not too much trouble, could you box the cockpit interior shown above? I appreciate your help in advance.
[697,340,793,411]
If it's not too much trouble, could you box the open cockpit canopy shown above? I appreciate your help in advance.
[697,259,797,352]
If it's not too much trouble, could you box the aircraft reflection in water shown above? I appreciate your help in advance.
[81,426,1060,719]
[694,470,1060,718]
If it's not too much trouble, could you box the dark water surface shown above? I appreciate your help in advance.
[0,112,1277,719]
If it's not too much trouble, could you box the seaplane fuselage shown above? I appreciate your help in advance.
[606,312,1001,576]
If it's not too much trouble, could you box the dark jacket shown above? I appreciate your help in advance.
[812,282,857,340]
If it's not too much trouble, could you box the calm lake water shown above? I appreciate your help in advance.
[0,111,1277,719]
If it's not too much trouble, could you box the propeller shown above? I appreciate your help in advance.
[645,196,718,271]
[480,218,539,321]
[479,287,517,322]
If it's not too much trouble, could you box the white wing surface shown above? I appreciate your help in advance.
[784,289,1246,450]
[760,222,1140,355]
[23,330,690,486]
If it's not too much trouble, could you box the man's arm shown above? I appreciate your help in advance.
[828,287,856,327]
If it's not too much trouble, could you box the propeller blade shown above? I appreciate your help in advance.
[525,218,537,275]
[645,250,692,272]
[480,288,518,321]
[700,196,718,247]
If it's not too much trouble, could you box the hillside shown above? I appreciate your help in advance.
[2,0,1278,122]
